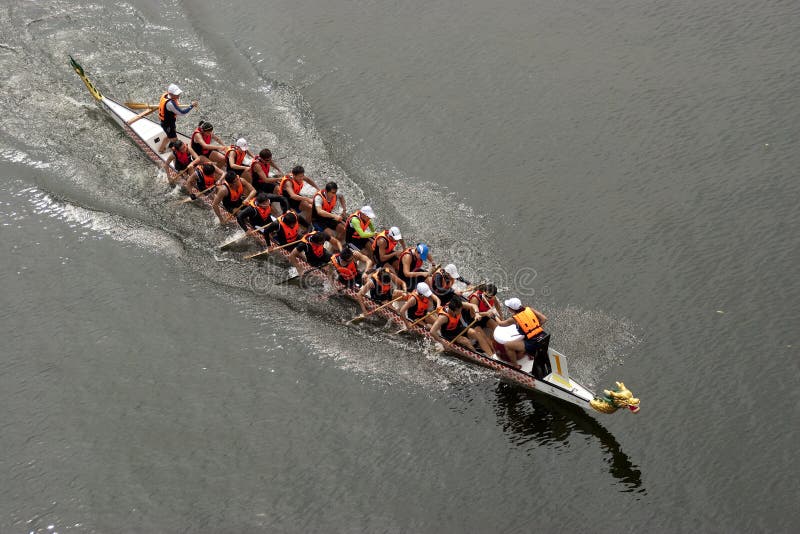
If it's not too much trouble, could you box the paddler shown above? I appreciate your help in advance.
[429,297,500,362]
[356,266,407,316]
[345,205,377,253]
[259,210,309,249]
[427,263,460,305]
[277,165,319,220]
[371,226,404,269]
[329,246,372,288]
[185,162,222,199]
[226,138,252,177]
[249,148,282,194]
[164,139,198,178]
[288,230,340,274]
[467,283,502,337]
[236,192,289,232]
[212,170,255,224]
[398,243,435,288]
[493,297,550,375]
[190,121,227,168]
[157,83,198,153]
[311,181,347,240]
[398,281,440,330]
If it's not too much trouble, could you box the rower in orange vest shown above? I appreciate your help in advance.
[356,267,407,316]
[428,297,498,362]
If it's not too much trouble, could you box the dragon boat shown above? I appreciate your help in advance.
[69,56,640,415]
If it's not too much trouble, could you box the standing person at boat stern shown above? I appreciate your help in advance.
[496,298,551,378]
[157,83,198,153]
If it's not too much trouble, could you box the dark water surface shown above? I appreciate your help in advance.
[1,0,798,532]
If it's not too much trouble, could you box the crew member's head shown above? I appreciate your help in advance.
[325,181,338,194]
[259,148,272,160]
[340,247,353,261]
[415,243,429,261]
[283,211,298,225]
[359,205,376,221]
[448,298,463,313]
[235,138,248,151]
[255,192,270,205]
[199,120,214,132]
[224,170,237,184]
[379,268,392,284]
[309,232,326,244]
[503,298,523,312]
[292,165,305,177]
[202,163,216,175]
[484,283,497,297]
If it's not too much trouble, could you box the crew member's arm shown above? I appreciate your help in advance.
[337,193,347,215]
[389,270,408,293]
[166,99,197,116]
[399,296,417,329]
[236,205,256,231]
[287,182,311,204]
[429,315,448,344]
[356,279,375,315]
[314,196,342,221]
[533,308,548,326]
[212,186,229,224]
[227,151,248,172]
[353,250,373,273]
[240,180,256,206]
[350,218,376,239]
[261,220,280,246]
[401,254,430,282]
[193,131,226,152]
[264,194,289,214]
[303,176,319,189]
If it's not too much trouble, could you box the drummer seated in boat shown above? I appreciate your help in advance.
[212,170,255,224]
[311,181,347,241]
[236,192,289,234]
[260,210,309,251]
[371,226,405,271]
[225,138,252,178]
[345,206,377,255]
[249,148,283,194]
[190,121,227,169]
[356,267,407,315]
[185,163,222,199]
[329,246,372,289]
[429,297,500,363]
[493,297,550,375]
[398,282,440,330]
[164,140,199,182]
[277,165,319,221]
[288,231,339,274]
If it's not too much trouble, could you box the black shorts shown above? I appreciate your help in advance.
[307,252,332,268]
[228,166,244,176]
[312,217,339,232]
[348,236,372,251]
[285,196,302,212]
[441,325,465,342]
[254,180,276,194]
[524,332,551,373]
[161,119,177,139]
[435,290,456,305]
[222,198,244,213]
[174,158,192,172]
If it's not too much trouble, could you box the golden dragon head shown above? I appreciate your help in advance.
[590,382,641,414]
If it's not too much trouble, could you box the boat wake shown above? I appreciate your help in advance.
[0,0,640,397]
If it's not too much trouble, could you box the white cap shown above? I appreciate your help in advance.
[416,282,433,297]
[504,297,523,311]
[235,138,248,150]
[388,226,402,240]
[167,83,182,95]
[360,205,376,219]
[444,264,459,279]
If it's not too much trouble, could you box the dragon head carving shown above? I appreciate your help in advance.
[590,382,640,414]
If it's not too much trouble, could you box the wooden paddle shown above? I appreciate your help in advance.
[450,317,481,345]
[179,184,216,203]
[124,101,158,110]
[126,107,157,125]
[219,225,268,250]
[244,238,303,260]
[394,306,439,335]
[348,294,406,324]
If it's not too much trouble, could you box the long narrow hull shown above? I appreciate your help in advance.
[69,57,634,415]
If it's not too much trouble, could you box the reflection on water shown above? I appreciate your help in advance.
[492,383,645,494]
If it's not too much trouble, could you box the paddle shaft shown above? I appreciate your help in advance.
[126,107,157,125]
[220,225,267,249]
[450,317,481,345]
[124,101,158,110]
[244,238,303,259]
[179,184,216,203]
[394,306,439,334]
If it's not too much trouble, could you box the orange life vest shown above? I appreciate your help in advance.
[195,167,216,189]
[410,292,431,317]
[332,254,358,280]
[399,247,423,274]
[157,92,171,122]
[513,307,543,339]
[370,272,393,298]
[247,198,271,221]
[470,290,495,313]
[172,145,191,166]
[313,189,337,214]
[191,127,212,155]
[440,308,461,332]
[301,233,326,258]
[226,146,246,166]
[226,179,243,202]
[278,215,300,243]
[372,230,398,255]
[250,156,270,176]
[278,174,304,196]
